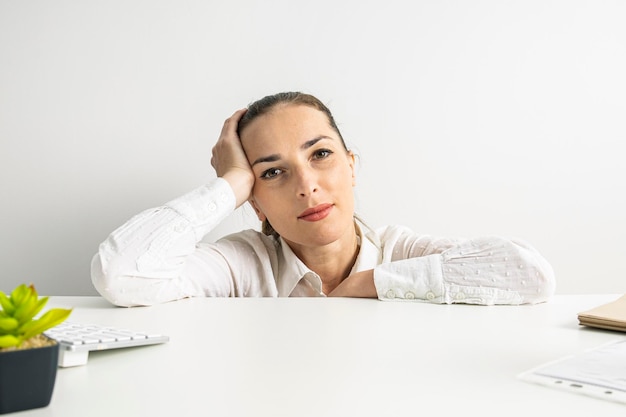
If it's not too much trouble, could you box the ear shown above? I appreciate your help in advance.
[348,151,356,187]
[248,198,267,222]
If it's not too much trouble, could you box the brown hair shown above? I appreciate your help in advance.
[238,92,349,238]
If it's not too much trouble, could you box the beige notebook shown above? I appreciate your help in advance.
[578,295,626,332]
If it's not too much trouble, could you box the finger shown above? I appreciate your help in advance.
[221,108,248,136]
[232,107,248,119]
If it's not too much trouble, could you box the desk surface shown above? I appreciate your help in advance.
[21,295,626,416]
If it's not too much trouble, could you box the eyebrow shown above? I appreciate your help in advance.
[251,136,332,166]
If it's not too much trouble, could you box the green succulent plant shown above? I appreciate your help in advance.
[0,284,72,349]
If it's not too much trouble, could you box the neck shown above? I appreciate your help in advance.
[287,225,360,294]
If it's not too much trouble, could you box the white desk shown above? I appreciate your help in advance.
[22,295,626,416]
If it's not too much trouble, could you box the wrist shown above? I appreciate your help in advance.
[221,170,255,208]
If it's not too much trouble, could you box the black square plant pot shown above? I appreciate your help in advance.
[0,340,59,414]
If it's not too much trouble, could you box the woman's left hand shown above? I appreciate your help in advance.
[328,270,377,298]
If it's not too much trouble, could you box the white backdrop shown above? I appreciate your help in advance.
[1,0,625,296]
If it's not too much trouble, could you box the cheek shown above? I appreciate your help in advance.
[251,187,279,218]
[335,165,356,188]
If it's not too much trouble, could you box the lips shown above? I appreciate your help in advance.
[298,204,334,222]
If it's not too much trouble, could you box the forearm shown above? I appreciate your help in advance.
[374,236,556,305]
[91,178,236,305]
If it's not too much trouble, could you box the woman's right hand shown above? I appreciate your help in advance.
[211,108,255,208]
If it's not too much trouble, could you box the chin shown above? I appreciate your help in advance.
[296,222,353,247]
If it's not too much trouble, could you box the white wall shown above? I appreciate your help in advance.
[1,0,625,296]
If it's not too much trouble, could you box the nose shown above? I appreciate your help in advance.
[294,166,318,198]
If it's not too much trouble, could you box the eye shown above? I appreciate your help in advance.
[260,168,283,179]
[313,149,333,160]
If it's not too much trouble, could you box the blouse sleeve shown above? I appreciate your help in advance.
[91,178,237,307]
[372,227,556,305]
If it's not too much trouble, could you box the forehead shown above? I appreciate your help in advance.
[240,104,338,152]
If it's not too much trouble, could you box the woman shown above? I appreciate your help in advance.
[91,92,555,307]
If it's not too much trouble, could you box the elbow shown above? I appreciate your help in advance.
[512,238,557,304]
[529,261,556,304]
[91,254,189,307]
[90,254,143,307]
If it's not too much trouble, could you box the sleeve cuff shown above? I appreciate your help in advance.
[373,255,444,302]
[165,177,236,240]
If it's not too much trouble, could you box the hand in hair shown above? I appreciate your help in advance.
[211,108,255,208]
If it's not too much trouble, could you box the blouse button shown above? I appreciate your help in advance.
[385,289,396,299]
[455,292,466,301]
[208,202,217,212]
[405,291,415,300]
[425,291,435,300]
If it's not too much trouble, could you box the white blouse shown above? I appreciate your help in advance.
[91,178,556,307]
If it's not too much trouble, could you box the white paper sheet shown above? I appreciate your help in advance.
[518,339,626,404]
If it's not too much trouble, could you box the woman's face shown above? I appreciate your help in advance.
[240,104,356,249]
